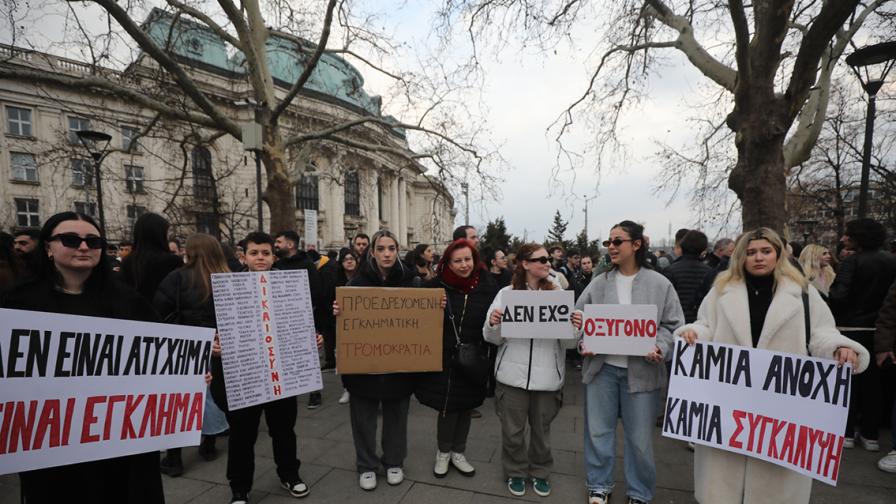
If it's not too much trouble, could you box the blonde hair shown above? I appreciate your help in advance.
[184,233,230,301]
[714,227,807,292]
[799,244,836,293]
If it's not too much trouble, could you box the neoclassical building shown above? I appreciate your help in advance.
[0,9,456,249]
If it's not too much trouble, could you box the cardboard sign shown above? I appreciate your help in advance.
[662,338,852,486]
[582,304,658,355]
[212,270,322,410]
[500,290,575,339]
[0,308,214,475]
[336,287,444,374]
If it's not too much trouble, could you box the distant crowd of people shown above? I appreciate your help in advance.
[1,214,894,504]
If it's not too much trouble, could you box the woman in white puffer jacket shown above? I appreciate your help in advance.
[483,243,581,499]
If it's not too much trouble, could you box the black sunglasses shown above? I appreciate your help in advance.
[524,256,551,264]
[50,233,105,250]
[603,238,633,248]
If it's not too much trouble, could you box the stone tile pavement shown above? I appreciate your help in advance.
[1,369,894,503]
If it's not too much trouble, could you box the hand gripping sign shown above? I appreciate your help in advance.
[500,290,575,339]
[581,304,658,355]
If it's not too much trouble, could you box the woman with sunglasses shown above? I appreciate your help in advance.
[677,228,867,504]
[483,243,582,498]
[575,220,684,504]
[1,212,164,504]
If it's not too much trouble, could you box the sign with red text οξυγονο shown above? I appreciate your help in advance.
[499,290,575,339]
[581,304,658,356]
[336,287,444,374]
[662,337,851,486]
[0,308,215,475]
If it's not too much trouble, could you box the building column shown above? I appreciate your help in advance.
[390,175,400,238]
[398,177,408,247]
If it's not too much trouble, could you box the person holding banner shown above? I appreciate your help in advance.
[1,211,164,504]
[483,243,582,498]
[575,220,684,504]
[153,233,231,475]
[212,232,312,504]
[334,230,423,491]
[677,227,869,504]
[416,238,498,478]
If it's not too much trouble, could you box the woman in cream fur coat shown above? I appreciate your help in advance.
[676,227,869,504]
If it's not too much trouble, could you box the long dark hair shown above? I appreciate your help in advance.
[35,212,112,292]
[511,243,557,291]
[605,220,648,274]
[127,212,173,290]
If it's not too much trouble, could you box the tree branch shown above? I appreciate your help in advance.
[164,0,243,50]
[272,0,338,122]
[80,0,240,137]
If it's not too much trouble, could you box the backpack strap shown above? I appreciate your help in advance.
[801,290,810,354]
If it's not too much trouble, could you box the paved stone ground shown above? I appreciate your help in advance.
[1,369,894,503]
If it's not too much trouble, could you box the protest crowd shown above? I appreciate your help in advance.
[2,212,896,504]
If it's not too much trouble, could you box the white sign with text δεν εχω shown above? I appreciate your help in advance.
[662,337,852,486]
[500,289,575,339]
[581,304,658,356]
[0,308,215,475]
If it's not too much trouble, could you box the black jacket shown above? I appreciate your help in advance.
[153,268,219,328]
[340,259,422,400]
[120,251,184,303]
[415,273,498,413]
[829,250,896,327]
[275,251,325,331]
[694,255,729,308]
[2,277,163,504]
[663,254,711,324]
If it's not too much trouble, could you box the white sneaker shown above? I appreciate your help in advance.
[433,451,450,478]
[450,452,475,476]
[359,471,376,491]
[878,450,896,473]
[858,434,880,452]
[843,436,855,449]
[338,389,350,404]
[386,467,404,485]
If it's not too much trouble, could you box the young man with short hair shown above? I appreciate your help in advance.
[452,225,479,249]
[224,232,311,504]
[352,233,370,259]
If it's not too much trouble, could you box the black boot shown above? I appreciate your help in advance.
[198,435,218,461]
[160,448,184,477]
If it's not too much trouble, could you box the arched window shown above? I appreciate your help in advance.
[296,173,319,211]
[344,171,360,216]
[192,146,216,201]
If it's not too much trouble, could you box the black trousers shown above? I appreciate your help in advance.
[322,328,336,366]
[845,330,882,440]
[225,397,300,493]
[437,410,473,453]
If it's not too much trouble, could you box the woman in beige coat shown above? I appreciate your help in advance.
[676,228,869,504]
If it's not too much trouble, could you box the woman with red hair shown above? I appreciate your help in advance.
[416,239,499,478]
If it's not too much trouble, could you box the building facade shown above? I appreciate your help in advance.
[0,11,456,249]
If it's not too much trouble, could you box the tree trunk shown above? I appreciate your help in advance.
[262,138,297,234]
[728,110,788,233]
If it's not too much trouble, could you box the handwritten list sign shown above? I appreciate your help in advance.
[212,270,321,410]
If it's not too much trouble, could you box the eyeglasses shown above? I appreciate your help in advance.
[603,238,633,248]
[524,256,551,264]
[49,233,105,250]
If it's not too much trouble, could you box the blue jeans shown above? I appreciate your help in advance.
[584,364,658,501]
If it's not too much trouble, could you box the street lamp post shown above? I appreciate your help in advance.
[846,41,896,219]
[76,130,113,234]
[582,193,597,237]
[241,106,265,232]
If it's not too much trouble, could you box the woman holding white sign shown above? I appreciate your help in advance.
[483,243,582,498]
[1,211,164,504]
[575,220,684,504]
[335,230,422,491]
[677,227,868,504]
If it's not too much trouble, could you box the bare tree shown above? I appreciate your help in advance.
[437,0,895,231]
[1,0,498,232]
